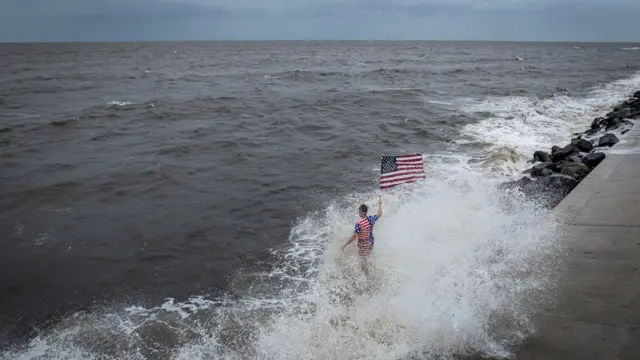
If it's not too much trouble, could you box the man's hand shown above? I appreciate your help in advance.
[343,234,357,251]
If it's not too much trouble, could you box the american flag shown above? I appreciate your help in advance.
[380,154,426,189]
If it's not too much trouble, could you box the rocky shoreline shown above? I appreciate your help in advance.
[500,90,640,208]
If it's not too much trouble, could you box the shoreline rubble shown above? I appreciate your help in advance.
[500,90,640,208]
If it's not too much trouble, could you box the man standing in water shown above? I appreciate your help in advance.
[341,196,382,273]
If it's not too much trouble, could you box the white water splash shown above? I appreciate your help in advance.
[459,71,640,175]
[248,174,560,360]
[107,101,135,106]
[460,95,591,157]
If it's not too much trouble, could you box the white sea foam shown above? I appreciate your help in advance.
[0,112,42,118]
[459,95,591,172]
[107,101,135,106]
[425,99,454,106]
[249,176,561,360]
[4,72,640,360]
[459,71,640,175]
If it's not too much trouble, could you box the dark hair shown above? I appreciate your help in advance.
[358,204,368,213]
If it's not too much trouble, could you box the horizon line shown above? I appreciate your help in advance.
[2,39,639,45]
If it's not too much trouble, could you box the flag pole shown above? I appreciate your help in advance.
[379,153,384,199]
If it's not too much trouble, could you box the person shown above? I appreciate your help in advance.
[341,195,382,273]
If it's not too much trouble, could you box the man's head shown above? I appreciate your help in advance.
[358,204,368,218]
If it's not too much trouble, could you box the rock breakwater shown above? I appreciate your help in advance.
[500,91,640,208]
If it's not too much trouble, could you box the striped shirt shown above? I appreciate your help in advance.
[354,215,378,257]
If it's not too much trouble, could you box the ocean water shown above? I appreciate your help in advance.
[1,41,639,359]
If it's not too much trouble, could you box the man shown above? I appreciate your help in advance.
[341,196,382,271]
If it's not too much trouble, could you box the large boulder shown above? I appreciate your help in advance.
[498,172,579,208]
[519,174,581,208]
[539,174,580,206]
[551,145,562,154]
[542,174,579,190]
[533,150,552,163]
[634,90,640,98]
[584,128,600,137]
[598,133,619,147]
[566,152,587,163]
[606,111,624,122]
[590,117,604,129]
[498,176,533,191]
[551,144,577,163]
[539,168,554,177]
[573,138,594,152]
[557,162,591,181]
[605,118,622,131]
[582,152,606,169]
[530,162,555,177]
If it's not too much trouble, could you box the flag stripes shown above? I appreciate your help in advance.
[380,154,426,189]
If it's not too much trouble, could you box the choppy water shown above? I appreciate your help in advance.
[1,41,640,359]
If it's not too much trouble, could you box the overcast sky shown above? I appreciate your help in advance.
[1,0,639,42]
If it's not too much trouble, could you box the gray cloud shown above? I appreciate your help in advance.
[1,0,228,19]
[194,0,640,13]
[5,0,640,18]
[1,0,639,42]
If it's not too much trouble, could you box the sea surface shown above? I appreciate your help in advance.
[1,41,639,359]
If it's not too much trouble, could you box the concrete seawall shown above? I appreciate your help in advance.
[516,122,640,359]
